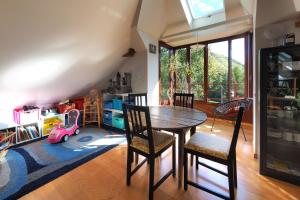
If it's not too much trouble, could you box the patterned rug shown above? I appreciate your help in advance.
[0,128,125,200]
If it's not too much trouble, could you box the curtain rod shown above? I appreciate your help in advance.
[160,15,252,40]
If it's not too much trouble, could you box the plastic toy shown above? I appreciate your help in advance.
[48,109,80,143]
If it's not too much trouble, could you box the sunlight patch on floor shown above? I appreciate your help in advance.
[203,125,212,129]
[87,138,124,146]
[257,173,299,200]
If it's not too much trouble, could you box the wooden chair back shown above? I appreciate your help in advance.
[173,93,194,108]
[128,93,148,106]
[228,103,245,158]
[123,104,155,154]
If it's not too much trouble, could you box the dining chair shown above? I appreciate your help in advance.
[173,92,194,108]
[184,104,245,200]
[128,93,148,163]
[123,104,176,200]
[173,92,196,165]
[173,93,196,136]
[211,98,252,141]
[128,93,147,106]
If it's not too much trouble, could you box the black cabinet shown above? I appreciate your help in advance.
[260,44,300,185]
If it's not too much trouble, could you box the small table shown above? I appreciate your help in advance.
[149,106,207,188]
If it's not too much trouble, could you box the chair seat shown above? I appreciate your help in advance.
[184,133,230,160]
[130,131,175,154]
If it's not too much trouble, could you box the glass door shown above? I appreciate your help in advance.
[261,45,300,185]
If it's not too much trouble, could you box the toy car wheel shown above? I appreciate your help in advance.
[62,135,69,142]
[74,129,80,135]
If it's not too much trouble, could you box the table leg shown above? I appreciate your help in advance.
[177,128,189,188]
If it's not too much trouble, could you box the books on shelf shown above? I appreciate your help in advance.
[17,125,40,142]
[0,129,17,145]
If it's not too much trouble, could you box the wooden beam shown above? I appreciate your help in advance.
[295,20,300,27]
[161,15,252,40]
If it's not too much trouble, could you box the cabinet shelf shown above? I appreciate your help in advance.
[268,137,300,150]
[102,93,127,130]
[103,108,123,114]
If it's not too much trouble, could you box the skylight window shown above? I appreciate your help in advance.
[187,0,224,19]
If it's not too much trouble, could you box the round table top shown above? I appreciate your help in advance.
[149,106,207,130]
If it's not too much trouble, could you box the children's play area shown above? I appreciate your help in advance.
[0,84,128,199]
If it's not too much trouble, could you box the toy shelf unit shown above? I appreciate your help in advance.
[17,122,41,144]
[103,93,128,130]
[0,122,41,146]
[0,123,17,153]
[41,114,66,136]
[13,108,42,144]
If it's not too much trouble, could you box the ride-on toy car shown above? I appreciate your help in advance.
[48,109,80,143]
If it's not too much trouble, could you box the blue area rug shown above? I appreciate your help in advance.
[0,128,125,200]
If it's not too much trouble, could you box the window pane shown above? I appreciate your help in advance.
[160,47,170,102]
[231,38,245,99]
[176,48,188,93]
[187,0,224,19]
[208,41,228,103]
[190,45,205,100]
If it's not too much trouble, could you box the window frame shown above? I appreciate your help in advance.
[159,32,253,104]
[186,0,224,19]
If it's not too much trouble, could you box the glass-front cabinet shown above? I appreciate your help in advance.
[260,44,300,185]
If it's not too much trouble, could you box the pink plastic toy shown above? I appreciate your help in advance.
[48,109,80,143]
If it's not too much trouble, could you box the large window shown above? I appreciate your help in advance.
[159,33,251,104]
[159,46,170,101]
[208,41,228,103]
[190,45,205,100]
[231,38,245,98]
[175,48,188,92]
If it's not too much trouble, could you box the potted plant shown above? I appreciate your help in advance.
[184,63,194,93]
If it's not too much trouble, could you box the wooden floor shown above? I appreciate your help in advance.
[21,119,300,200]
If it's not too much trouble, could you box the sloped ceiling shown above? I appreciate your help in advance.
[0,0,138,109]
[256,0,300,28]
[137,0,167,39]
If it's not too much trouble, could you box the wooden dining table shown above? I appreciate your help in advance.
[149,106,207,188]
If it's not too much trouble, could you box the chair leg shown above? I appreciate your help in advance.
[190,127,196,166]
[129,151,133,163]
[234,154,237,188]
[172,142,176,177]
[135,153,139,164]
[211,113,216,132]
[228,163,235,200]
[184,150,188,191]
[149,157,155,200]
[127,148,132,186]
[241,125,247,142]
[231,120,247,142]
[196,158,199,170]
[190,126,196,135]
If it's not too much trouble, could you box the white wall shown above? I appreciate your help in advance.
[105,24,148,94]
[137,0,163,106]
[117,51,147,93]
[138,31,159,106]
[0,0,138,123]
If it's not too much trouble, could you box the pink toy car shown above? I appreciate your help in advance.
[48,109,80,143]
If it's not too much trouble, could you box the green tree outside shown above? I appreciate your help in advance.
[159,46,245,103]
